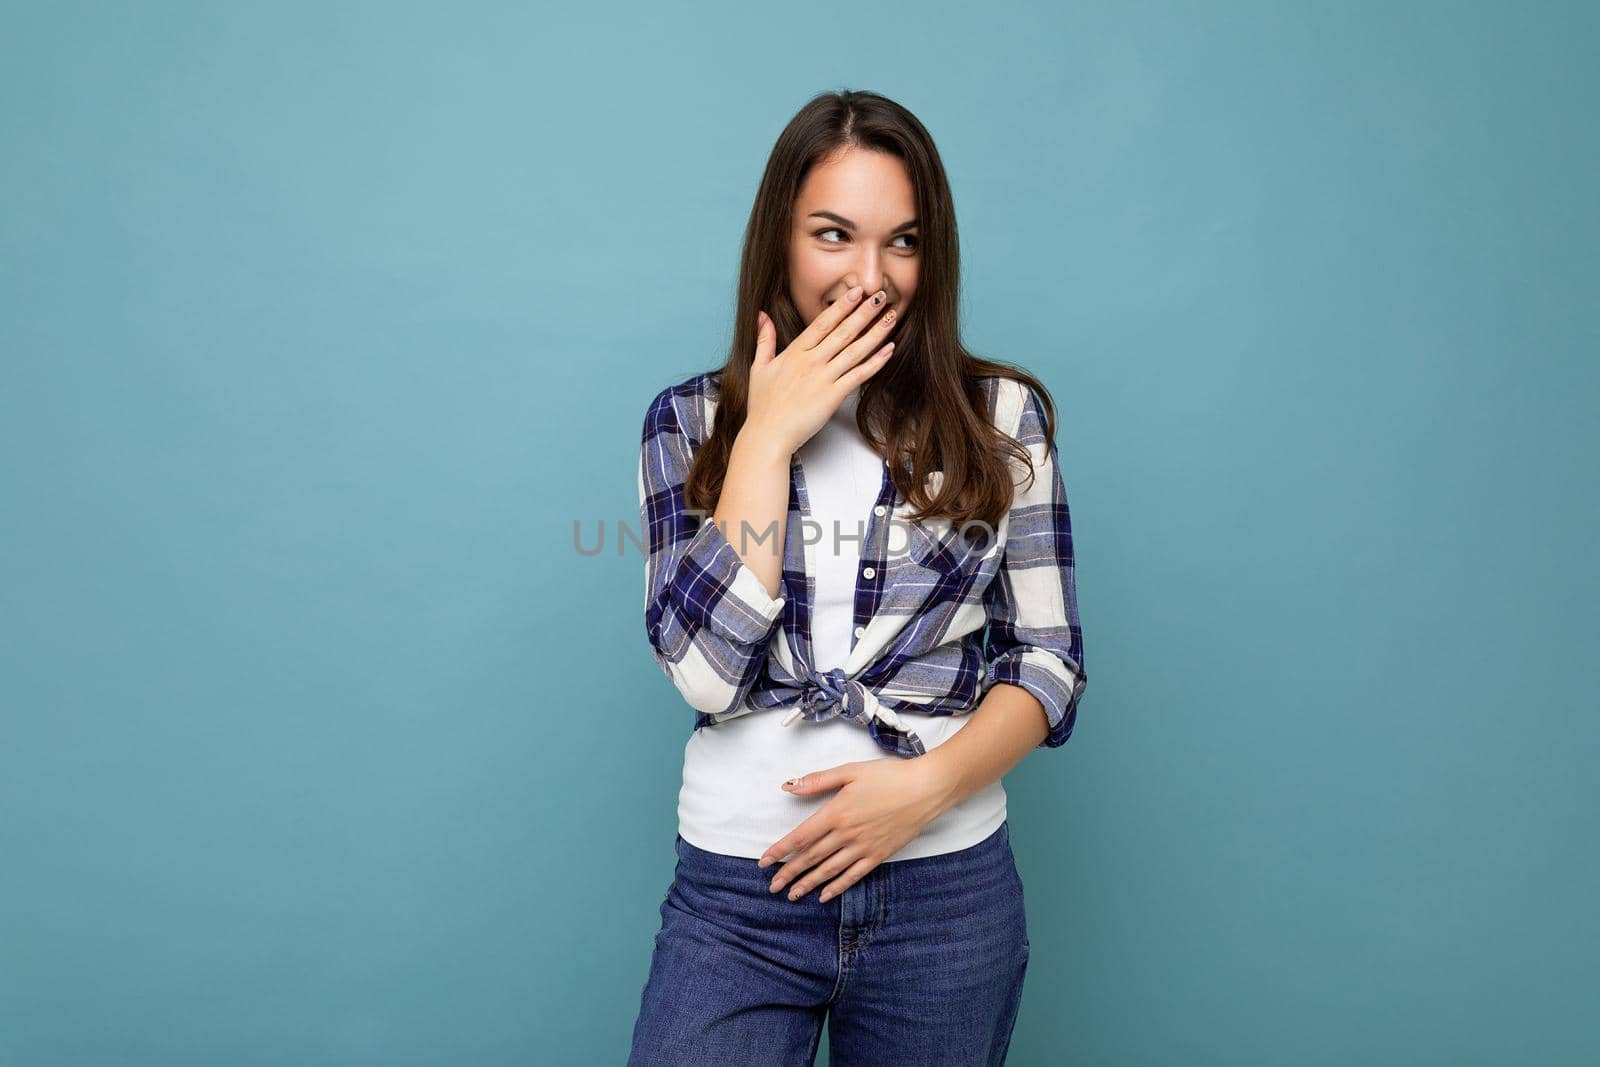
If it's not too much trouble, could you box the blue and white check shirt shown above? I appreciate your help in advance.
[638,371,1086,758]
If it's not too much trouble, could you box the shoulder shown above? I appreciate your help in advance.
[973,374,1036,437]
[641,371,721,444]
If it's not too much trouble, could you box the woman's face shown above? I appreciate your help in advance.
[787,146,920,329]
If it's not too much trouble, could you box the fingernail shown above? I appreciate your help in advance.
[847,285,863,301]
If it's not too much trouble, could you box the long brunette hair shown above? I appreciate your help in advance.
[686,88,1059,533]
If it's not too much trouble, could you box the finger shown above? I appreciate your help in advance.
[753,309,776,366]
[782,766,849,794]
[791,284,867,352]
[769,827,843,893]
[834,339,896,394]
[812,288,892,361]
[776,830,846,898]
[759,821,816,871]
[786,844,863,902]
[768,825,832,895]
[828,301,898,376]
[758,821,812,869]
[817,853,879,904]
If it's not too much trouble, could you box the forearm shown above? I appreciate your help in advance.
[711,427,792,600]
[919,683,1050,811]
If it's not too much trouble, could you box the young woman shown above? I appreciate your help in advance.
[629,89,1087,1066]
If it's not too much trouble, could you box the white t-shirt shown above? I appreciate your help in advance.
[676,387,1007,861]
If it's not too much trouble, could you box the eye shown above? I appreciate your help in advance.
[815,228,919,251]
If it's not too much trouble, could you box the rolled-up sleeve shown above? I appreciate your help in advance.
[981,383,1087,748]
[638,386,787,716]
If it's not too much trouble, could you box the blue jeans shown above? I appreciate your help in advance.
[627,820,1030,1065]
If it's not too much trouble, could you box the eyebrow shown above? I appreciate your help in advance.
[807,210,920,235]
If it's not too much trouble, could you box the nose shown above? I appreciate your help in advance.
[840,256,889,304]
[858,258,886,299]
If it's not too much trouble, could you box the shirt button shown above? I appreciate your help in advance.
[862,566,876,579]
[854,625,866,638]
[873,505,887,517]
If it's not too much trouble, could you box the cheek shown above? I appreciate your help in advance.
[788,262,831,309]
[789,254,829,289]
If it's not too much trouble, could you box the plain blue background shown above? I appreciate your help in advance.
[2,2,1596,1064]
